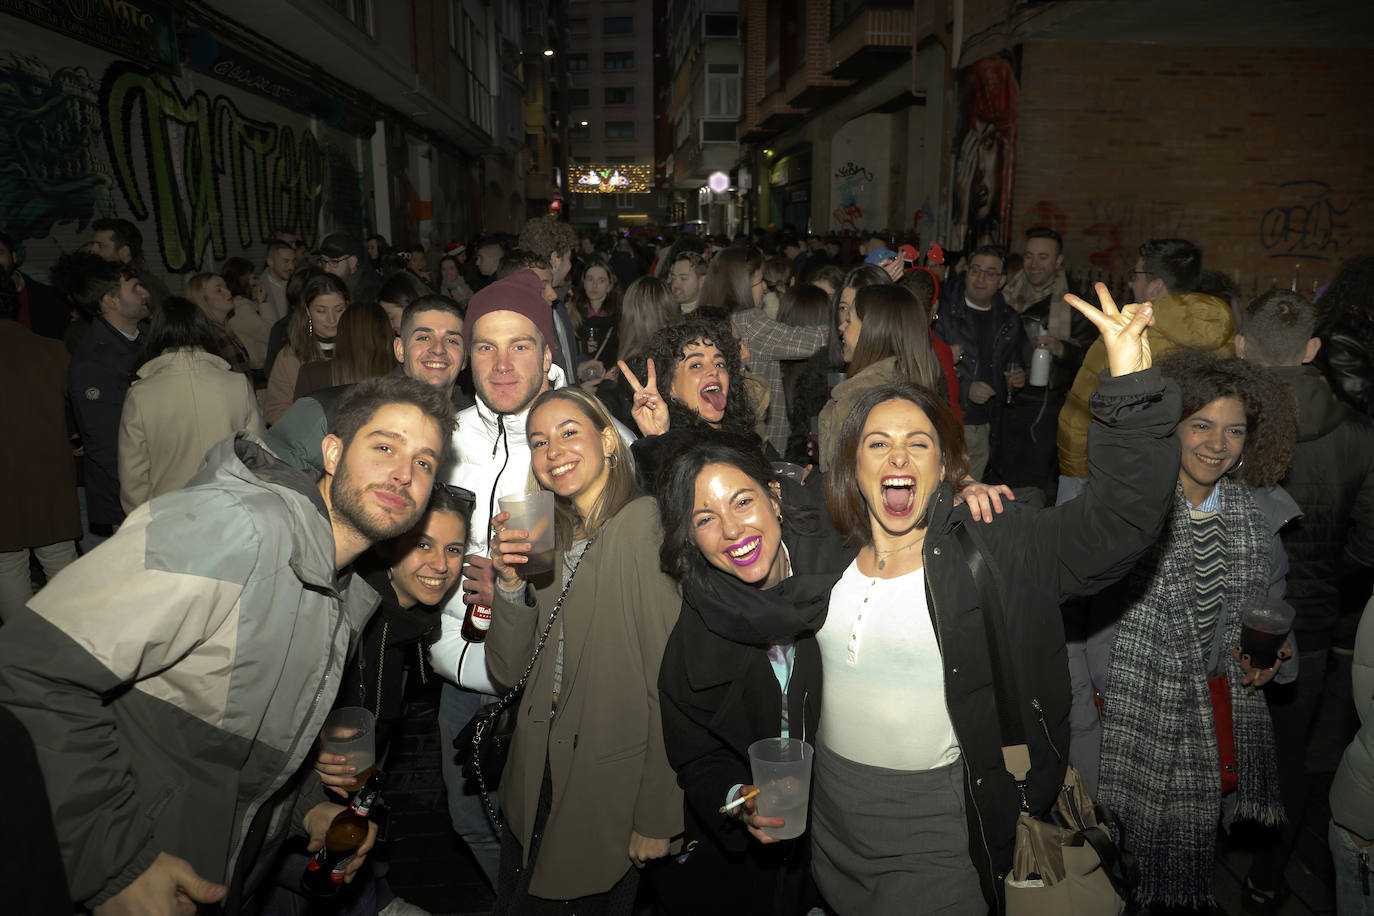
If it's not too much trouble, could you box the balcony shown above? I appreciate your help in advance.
[827,3,914,81]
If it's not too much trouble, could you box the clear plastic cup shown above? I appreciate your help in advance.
[320,707,375,791]
[747,737,814,840]
[498,490,556,575]
[1240,602,1296,669]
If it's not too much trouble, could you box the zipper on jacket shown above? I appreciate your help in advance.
[226,594,348,891]
[1030,697,1062,763]
[925,507,1001,911]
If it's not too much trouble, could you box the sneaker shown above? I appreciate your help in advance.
[379,898,433,916]
[1241,876,1288,916]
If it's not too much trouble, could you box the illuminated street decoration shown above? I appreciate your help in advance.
[570,163,652,194]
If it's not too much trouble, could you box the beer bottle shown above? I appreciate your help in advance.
[300,771,383,897]
[461,602,492,642]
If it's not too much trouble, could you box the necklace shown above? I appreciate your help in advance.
[872,537,923,571]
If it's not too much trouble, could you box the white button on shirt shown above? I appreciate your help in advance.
[817,561,960,770]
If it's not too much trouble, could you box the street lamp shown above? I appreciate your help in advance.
[543,49,554,57]
[580,120,589,127]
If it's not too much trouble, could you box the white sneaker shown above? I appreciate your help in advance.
[379,898,433,916]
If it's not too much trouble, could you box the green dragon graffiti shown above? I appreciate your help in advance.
[0,54,115,245]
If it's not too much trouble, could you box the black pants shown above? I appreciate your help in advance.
[494,758,639,916]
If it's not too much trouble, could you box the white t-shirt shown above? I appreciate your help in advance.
[817,560,960,770]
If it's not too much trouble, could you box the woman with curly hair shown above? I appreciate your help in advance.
[616,315,758,487]
[1088,349,1300,911]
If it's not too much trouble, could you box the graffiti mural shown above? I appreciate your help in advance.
[0,55,115,244]
[832,161,875,232]
[102,61,323,272]
[1259,180,1358,262]
[1081,200,1190,272]
[951,53,1018,255]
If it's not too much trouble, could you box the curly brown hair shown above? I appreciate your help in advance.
[1158,349,1297,488]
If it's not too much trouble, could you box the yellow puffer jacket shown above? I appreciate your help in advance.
[1056,291,1234,477]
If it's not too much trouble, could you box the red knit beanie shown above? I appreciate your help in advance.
[462,269,556,354]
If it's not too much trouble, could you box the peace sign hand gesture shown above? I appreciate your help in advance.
[1064,283,1155,378]
[617,357,671,437]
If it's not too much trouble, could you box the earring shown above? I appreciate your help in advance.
[1227,454,1245,475]
[307,317,314,337]
[606,452,618,469]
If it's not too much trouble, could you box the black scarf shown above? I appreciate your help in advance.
[682,534,836,646]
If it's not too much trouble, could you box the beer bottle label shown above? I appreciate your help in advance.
[469,604,492,632]
[330,854,357,882]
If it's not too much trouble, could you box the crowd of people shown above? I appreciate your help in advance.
[1,212,1373,916]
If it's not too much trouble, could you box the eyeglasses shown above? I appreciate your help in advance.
[967,267,1003,280]
[317,255,350,268]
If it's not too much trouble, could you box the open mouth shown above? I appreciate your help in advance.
[1194,453,1226,470]
[548,461,577,479]
[414,574,449,591]
[880,476,916,516]
[699,382,726,413]
[725,535,761,566]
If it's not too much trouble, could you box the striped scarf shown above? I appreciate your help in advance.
[1097,479,1284,908]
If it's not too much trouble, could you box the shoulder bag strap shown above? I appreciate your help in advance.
[953,523,1032,806]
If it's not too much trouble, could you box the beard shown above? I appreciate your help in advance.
[329,456,421,544]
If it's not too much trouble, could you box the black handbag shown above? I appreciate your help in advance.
[453,538,594,831]
[953,523,1138,912]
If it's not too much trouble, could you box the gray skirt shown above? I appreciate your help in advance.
[810,744,985,915]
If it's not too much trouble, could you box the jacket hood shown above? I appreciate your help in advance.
[1274,364,1346,442]
[1150,292,1235,352]
[191,432,339,590]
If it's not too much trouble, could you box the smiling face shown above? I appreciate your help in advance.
[470,310,552,415]
[308,291,347,339]
[325,403,444,544]
[1022,237,1062,287]
[965,253,1005,307]
[396,308,464,389]
[1176,396,1247,505]
[691,462,786,588]
[528,397,617,518]
[667,338,728,426]
[857,399,946,539]
[388,508,467,608]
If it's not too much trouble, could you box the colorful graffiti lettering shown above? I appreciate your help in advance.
[0,55,115,244]
[1259,180,1356,261]
[833,202,864,232]
[102,62,322,272]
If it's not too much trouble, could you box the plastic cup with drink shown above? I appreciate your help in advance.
[320,707,376,792]
[747,737,814,841]
[498,490,556,576]
[1240,601,1296,670]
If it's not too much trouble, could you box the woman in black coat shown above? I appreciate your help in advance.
[652,435,852,915]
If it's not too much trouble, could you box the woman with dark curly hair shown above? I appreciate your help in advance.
[616,315,759,487]
[1087,349,1300,911]
[1315,254,1374,416]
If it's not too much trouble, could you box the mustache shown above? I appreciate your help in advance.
[369,484,415,508]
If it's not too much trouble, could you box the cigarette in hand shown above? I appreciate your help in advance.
[718,788,760,814]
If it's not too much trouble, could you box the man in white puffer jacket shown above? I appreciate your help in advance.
[431,269,632,886]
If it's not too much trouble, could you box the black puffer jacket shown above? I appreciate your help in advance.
[1273,365,1374,646]
[918,366,1180,911]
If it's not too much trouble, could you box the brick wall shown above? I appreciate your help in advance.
[1014,40,1374,297]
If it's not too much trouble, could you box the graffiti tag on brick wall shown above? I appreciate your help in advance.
[102,62,322,272]
[1082,201,1190,271]
[1259,180,1356,261]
